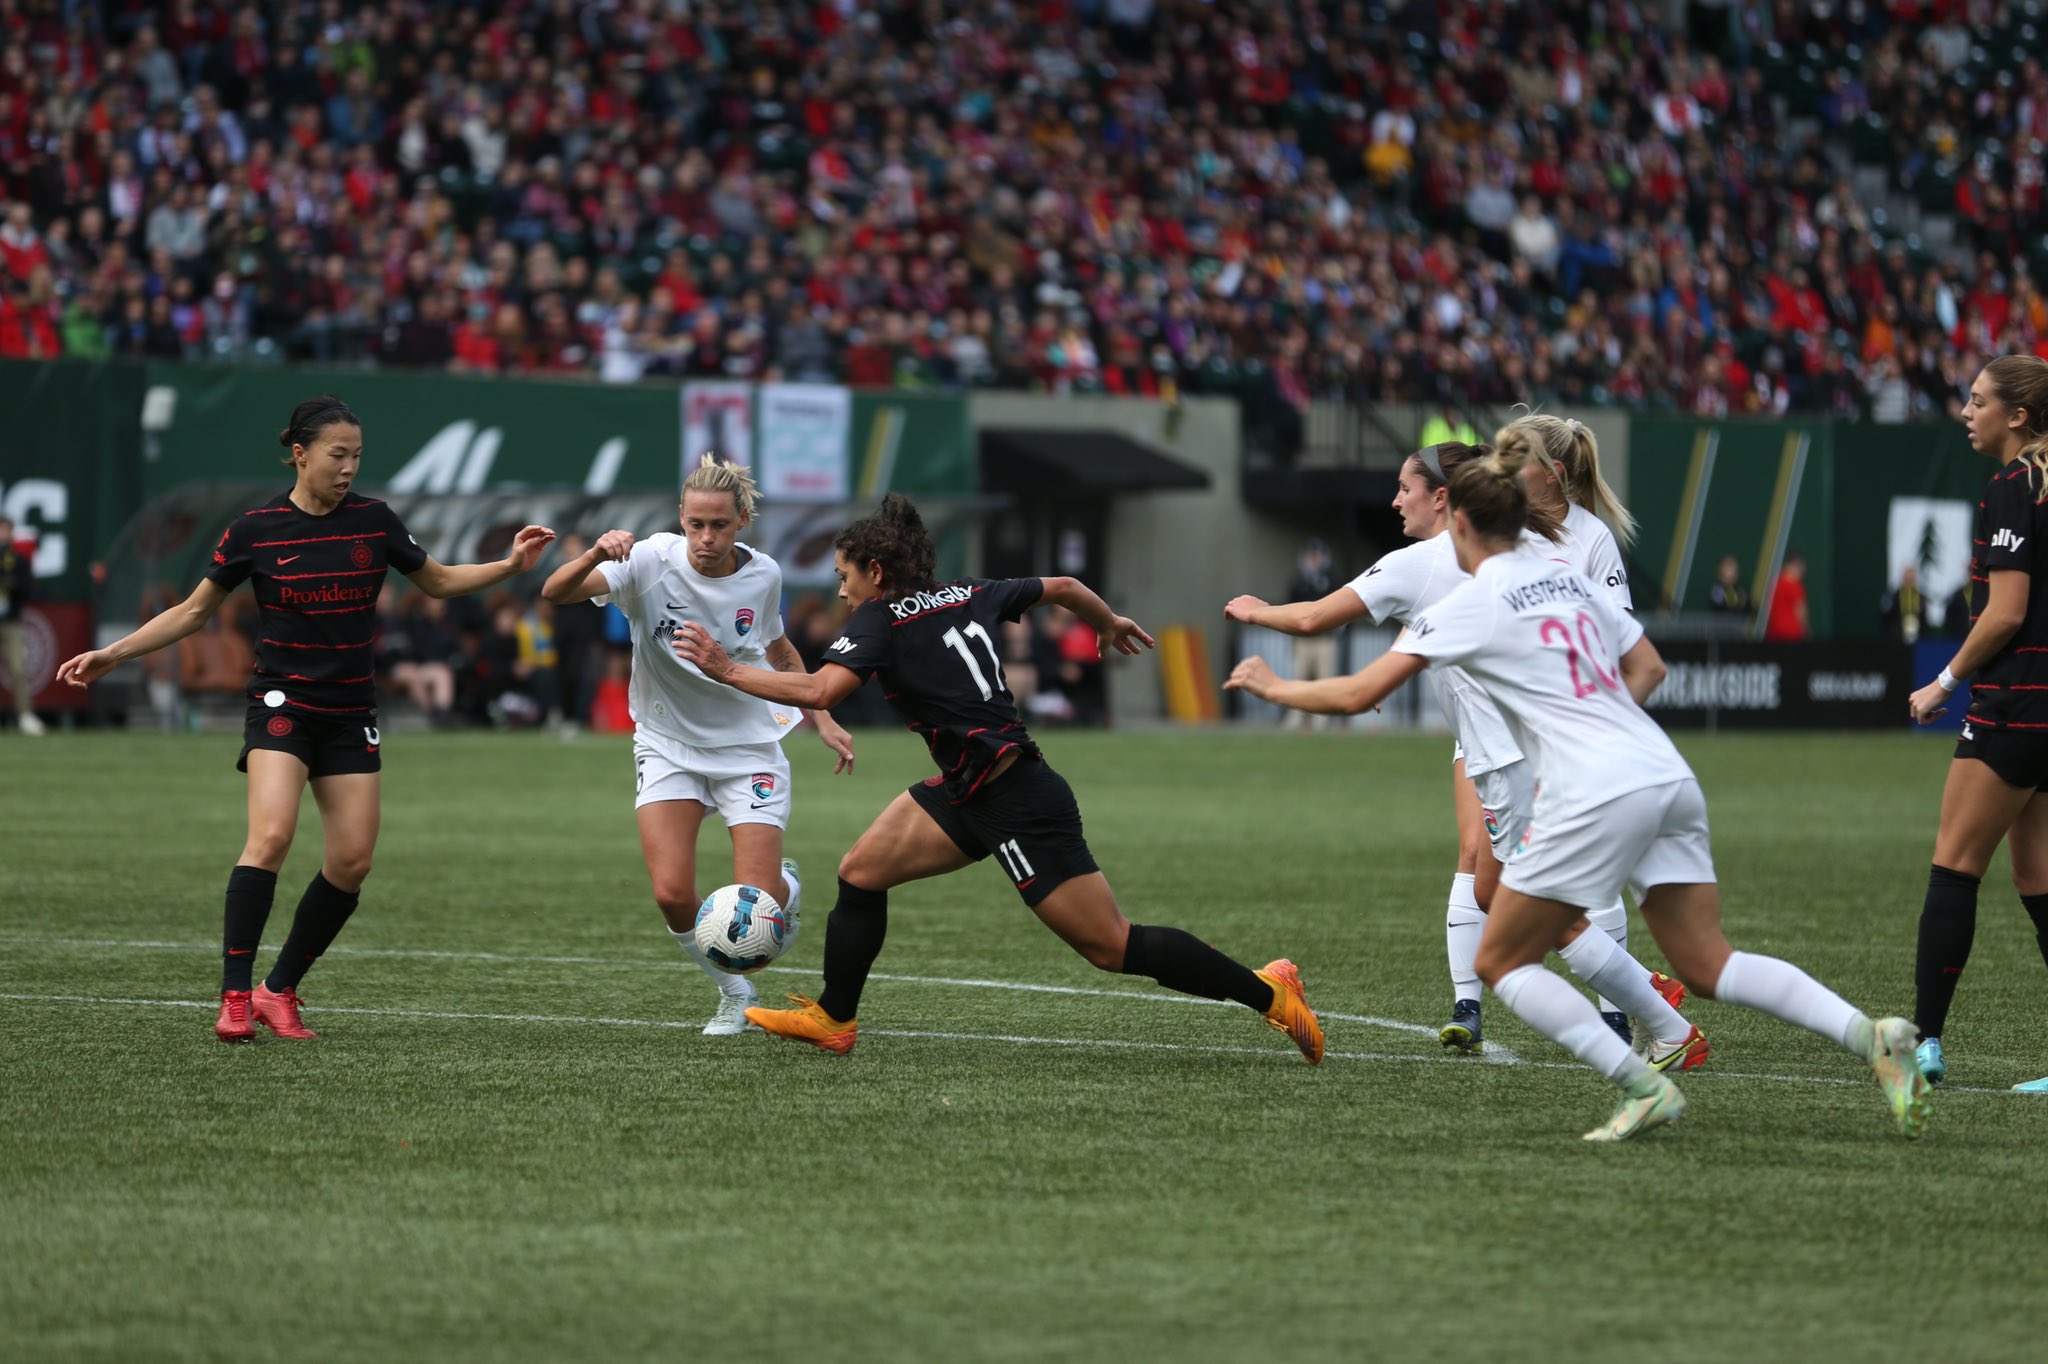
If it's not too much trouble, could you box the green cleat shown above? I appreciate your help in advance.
[1870,1017,1932,1139]
[1582,1074,1687,1142]
[1915,1036,1945,1086]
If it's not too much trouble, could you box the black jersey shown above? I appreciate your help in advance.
[204,490,428,716]
[1964,461,2048,731]
[826,577,1046,802]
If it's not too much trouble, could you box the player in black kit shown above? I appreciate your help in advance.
[673,494,1323,1061]
[1905,355,2048,1089]
[58,396,556,1043]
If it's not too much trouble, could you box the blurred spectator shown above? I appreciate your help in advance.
[550,536,606,732]
[1708,555,1753,620]
[0,514,43,733]
[1763,554,1812,643]
[1286,539,1340,731]
[1882,565,1931,645]
[387,593,458,727]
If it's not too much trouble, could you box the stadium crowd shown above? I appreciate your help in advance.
[3,0,2048,424]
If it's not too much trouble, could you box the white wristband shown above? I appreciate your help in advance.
[1937,667,1959,692]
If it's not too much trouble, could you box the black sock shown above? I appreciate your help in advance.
[2023,893,2048,973]
[1119,923,1274,1011]
[816,879,887,1023]
[221,865,278,992]
[263,873,361,992]
[1914,864,1981,1038]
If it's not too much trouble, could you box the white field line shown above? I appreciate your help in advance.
[0,990,2020,1096]
[0,933,1519,1063]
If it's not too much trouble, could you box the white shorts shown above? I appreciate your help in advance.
[633,731,791,828]
[1500,778,1717,909]
[1471,760,1536,860]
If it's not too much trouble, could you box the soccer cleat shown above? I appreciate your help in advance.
[1645,1024,1711,1074]
[1650,971,1686,1009]
[1869,1017,1932,1139]
[1582,1075,1688,1142]
[2013,1075,2048,1094]
[779,857,803,945]
[703,987,759,1037]
[19,712,46,736]
[251,983,318,1039]
[1600,1010,1633,1047]
[1255,958,1324,1064]
[745,995,857,1055]
[1915,1036,1945,1086]
[215,990,255,1043]
[1439,999,1483,1054]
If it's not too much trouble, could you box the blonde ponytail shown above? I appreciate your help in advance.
[1494,411,1637,546]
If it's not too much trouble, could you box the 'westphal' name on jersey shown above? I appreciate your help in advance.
[1965,461,2048,732]
[1394,550,1690,821]
[596,535,798,748]
[825,577,1045,802]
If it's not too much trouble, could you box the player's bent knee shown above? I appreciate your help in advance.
[328,854,373,888]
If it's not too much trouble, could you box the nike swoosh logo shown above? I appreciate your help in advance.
[666,603,687,611]
[749,801,775,810]
[228,949,254,956]
[278,555,302,565]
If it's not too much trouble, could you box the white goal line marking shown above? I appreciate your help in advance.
[0,933,1519,1063]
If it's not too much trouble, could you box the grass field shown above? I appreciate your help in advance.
[1,726,2040,1363]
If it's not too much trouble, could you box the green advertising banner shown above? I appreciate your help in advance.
[0,359,146,601]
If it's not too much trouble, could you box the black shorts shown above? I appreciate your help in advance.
[237,704,383,778]
[909,756,1099,908]
[1954,722,2048,790]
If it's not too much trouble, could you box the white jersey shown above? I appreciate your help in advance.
[595,536,799,749]
[1393,550,1691,820]
[1540,503,1634,613]
[1345,531,1522,777]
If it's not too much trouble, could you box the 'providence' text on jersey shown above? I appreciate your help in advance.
[825,577,1045,801]
[205,490,427,715]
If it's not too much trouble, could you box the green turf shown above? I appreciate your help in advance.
[0,727,2039,1363]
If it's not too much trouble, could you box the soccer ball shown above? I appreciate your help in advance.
[693,883,791,975]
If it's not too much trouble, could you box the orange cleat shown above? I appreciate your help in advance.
[744,995,857,1055]
[1255,959,1325,1064]
[216,990,254,1043]
[251,983,319,1039]
[1650,971,1687,1010]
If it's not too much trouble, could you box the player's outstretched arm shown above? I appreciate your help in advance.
[1226,649,1425,716]
[674,621,865,711]
[410,524,557,599]
[1224,587,1372,636]
[541,529,633,605]
[767,635,855,774]
[56,579,229,688]
[1038,576,1155,656]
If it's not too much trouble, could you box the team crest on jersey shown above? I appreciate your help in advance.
[750,773,776,801]
[267,716,294,738]
[1513,823,1536,858]
[1482,807,1501,840]
[734,607,755,636]
[351,542,374,568]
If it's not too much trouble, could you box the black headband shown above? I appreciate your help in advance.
[293,399,353,443]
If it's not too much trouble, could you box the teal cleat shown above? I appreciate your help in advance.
[1915,1036,1945,1086]
[1582,1074,1687,1142]
[1870,1017,1933,1139]
[2013,1075,2048,1094]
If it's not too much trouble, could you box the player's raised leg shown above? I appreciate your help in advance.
[639,796,757,1034]
[746,789,973,1053]
[253,770,379,1040]
[218,750,310,1042]
[1645,882,1929,1138]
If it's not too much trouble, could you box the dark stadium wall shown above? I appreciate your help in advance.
[0,359,146,601]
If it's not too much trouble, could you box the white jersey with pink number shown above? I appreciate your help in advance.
[1393,550,1690,819]
[1344,531,1523,778]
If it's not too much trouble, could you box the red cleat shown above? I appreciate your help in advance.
[216,990,254,1043]
[1650,971,1686,1010]
[252,983,319,1039]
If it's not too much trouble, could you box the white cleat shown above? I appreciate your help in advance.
[704,988,759,1036]
[779,857,803,946]
[19,713,46,736]
[1869,1016,1933,1139]
[1582,1074,1688,1142]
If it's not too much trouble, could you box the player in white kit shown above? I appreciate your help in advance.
[1226,443,1702,1069]
[543,455,855,1034]
[1229,452,1931,1142]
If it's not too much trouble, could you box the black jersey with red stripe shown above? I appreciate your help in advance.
[824,577,1046,802]
[1965,461,2048,731]
[203,490,428,716]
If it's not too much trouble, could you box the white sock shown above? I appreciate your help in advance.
[1493,963,1653,1087]
[1714,950,1869,1056]
[1584,899,1629,1012]
[672,927,753,997]
[1445,872,1485,1005]
[779,863,803,944]
[1556,927,1692,1047]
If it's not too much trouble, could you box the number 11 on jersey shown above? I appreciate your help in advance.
[942,622,1006,701]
